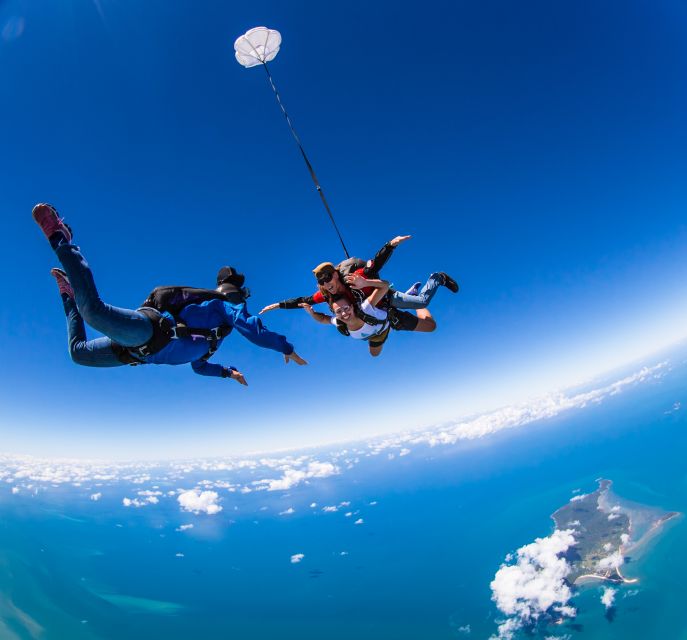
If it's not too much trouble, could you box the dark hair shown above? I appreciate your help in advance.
[329,294,350,306]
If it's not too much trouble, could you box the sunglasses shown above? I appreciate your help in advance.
[317,272,335,285]
[334,305,352,316]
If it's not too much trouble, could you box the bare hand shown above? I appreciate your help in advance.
[299,303,315,315]
[284,352,308,365]
[259,303,279,314]
[389,235,411,248]
[344,273,367,289]
[230,369,248,386]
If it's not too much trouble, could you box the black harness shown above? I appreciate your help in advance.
[334,288,395,337]
[111,286,240,365]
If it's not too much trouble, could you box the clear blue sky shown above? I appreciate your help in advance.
[2,0,687,458]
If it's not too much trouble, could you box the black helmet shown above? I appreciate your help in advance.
[216,266,246,288]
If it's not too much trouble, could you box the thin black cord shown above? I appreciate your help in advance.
[262,62,350,258]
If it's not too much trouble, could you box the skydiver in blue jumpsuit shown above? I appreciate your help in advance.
[33,203,307,385]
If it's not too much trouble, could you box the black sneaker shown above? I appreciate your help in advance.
[438,272,459,293]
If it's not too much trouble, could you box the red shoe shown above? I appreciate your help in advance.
[32,203,72,244]
[50,268,74,299]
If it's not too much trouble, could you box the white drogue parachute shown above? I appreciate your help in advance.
[234,27,281,68]
[233,26,351,258]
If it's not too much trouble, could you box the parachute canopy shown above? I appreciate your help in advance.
[234,27,281,68]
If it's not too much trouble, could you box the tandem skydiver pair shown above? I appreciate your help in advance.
[259,235,458,357]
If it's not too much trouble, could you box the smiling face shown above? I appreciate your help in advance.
[331,297,354,323]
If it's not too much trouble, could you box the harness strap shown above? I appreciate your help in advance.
[117,307,232,363]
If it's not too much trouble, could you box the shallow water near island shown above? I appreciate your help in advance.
[1,351,687,638]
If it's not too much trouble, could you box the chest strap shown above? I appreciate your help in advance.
[113,307,232,364]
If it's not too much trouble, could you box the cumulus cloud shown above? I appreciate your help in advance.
[256,460,339,491]
[354,518,364,525]
[90,492,102,501]
[490,529,577,639]
[279,507,295,516]
[177,490,222,515]
[597,550,623,572]
[600,587,617,609]
[176,524,194,532]
[122,495,158,508]
[290,553,304,564]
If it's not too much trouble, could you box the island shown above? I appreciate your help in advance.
[552,478,679,584]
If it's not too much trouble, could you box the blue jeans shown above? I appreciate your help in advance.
[389,273,443,310]
[55,243,153,366]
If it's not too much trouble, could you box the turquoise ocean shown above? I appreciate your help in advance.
[1,346,686,639]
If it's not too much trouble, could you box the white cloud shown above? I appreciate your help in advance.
[279,507,295,516]
[570,494,587,502]
[177,490,222,515]
[11,487,19,494]
[90,492,102,501]
[600,587,617,609]
[256,460,339,492]
[290,553,304,564]
[597,551,623,571]
[354,518,364,525]
[490,529,577,639]
[175,553,184,558]
[122,495,158,508]
[175,524,194,532]
[322,505,338,513]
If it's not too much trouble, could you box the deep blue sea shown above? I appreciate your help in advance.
[1,347,686,639]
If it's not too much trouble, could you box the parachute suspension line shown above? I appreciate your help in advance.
[261,62,350,259]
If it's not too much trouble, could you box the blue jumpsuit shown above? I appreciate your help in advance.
[55,243,293,377]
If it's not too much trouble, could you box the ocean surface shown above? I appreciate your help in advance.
[1,347,686,639]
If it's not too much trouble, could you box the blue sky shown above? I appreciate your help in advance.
[1,0,687,458]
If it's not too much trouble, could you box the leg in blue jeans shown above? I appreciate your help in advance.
[55,243,153,348]
[62,297,124,367]
[389,273,443,310]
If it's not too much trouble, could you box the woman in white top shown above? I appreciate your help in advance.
[300,276,436,357]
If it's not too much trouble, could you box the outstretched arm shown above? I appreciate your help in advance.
[260,293,321,313]
[363,235,412,277]
[231,304,308,365]
[299,303,333,325]
[191,360,247,385]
